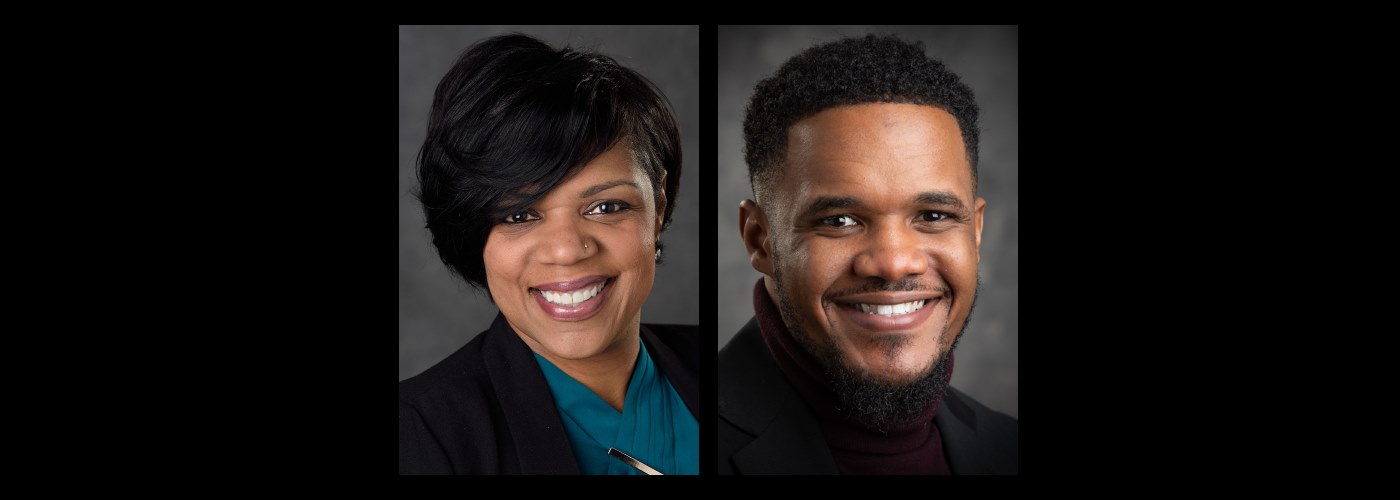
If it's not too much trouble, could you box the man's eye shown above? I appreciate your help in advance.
[587,201,632,215]
[919,212,950,222]
[820,215,857,228]
[503,212,538,224]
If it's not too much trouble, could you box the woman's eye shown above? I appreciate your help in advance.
[820,215,857,228]
[503,212,538,224]
[587,201,632,215]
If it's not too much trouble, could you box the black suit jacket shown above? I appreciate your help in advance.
[717,317,1018,474]
[399,314,700,474]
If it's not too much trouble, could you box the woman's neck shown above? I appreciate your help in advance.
[523,330,641,412]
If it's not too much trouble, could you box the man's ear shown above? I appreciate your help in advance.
[739,199,774,276]
[974,196,986,264]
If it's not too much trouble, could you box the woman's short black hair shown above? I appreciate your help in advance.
[743,34,979,202]
[416,33,682,290]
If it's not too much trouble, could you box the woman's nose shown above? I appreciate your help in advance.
[535,213,596,266]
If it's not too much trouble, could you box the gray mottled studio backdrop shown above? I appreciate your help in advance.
[400,26,700,382]
[718,26,1018,418]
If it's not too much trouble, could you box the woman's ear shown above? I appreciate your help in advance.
[654,172,668,236]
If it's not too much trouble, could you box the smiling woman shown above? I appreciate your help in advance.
[399,32,698,475]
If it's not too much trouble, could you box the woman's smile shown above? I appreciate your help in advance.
[531,276,617,321]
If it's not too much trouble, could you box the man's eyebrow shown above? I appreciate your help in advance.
[797,196,861,219]
[579,180,640,198]
[916,191,968,211]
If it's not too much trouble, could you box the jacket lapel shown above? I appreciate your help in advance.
[934,387,989,474]
[721,319,839,474]
[480,314,580,474]
[731,395,839,474]
[641,325,700,420]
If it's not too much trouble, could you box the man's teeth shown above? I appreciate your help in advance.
[540,282,606,306]
[857,300,926,317]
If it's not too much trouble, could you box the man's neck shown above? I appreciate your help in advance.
[753,279,951,459]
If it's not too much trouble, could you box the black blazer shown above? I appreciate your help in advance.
[399,313,700,474]
[717,318,1018,474]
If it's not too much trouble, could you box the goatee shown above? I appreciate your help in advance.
[772,268,979,432]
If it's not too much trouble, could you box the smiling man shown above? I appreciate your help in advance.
[718,34,1018,475]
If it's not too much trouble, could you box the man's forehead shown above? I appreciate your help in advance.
[787,104,966,159]
[773,103,973,210]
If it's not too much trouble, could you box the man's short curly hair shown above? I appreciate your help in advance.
[743,34,979,201]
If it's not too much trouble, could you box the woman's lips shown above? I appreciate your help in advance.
[533,275,609,292]
[530,277,614,322]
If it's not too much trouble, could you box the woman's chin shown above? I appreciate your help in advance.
[537,338,615,361]
[523,320,620,358]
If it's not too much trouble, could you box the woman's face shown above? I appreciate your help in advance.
[482,142,663,362]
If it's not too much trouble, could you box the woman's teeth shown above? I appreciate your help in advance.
[857,300,926,317]
[540,281,606,306]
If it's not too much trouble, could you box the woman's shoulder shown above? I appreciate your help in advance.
[641,323,699,352]
[399,330,493,406]
[640,322,699,338]
[640,323,700,365]
[399,330,502,474]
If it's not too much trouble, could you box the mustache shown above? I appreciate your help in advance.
[825,277,950,301]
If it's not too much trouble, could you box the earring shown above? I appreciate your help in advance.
[655,247,662,261]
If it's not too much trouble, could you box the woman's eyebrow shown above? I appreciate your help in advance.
[579,179,640,198]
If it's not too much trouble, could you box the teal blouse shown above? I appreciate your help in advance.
[533,341,699,475]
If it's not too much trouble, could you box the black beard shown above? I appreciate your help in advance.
[772,253,979,432]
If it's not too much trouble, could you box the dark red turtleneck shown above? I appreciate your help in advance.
[752,279,952,475]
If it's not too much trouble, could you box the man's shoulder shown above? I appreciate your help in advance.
[946,386,1017,429]
[940,386,1018,474]
[717,318,763,368]
[717,318,790,433]
[717,318,769,391]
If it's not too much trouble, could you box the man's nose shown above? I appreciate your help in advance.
[852,222,929,282]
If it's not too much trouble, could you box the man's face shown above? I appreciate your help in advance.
[745,103,985,386]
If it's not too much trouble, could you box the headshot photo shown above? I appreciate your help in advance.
[716,25,1018,474]
[398,25,700,475]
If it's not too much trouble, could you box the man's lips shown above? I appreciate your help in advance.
[831,292,943,307]
[830,292,944,332]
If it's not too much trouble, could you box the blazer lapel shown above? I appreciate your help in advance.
[934,387,989,475]
[480,314,580,475]
[721,319,839,474]
[641,325,700,420]
[731,394,839,474]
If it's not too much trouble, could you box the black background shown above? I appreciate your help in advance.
[11,22,1338,481]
